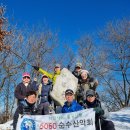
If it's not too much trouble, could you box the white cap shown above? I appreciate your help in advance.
[81,70,89,76]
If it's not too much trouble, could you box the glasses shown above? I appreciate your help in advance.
[23,76,30,79]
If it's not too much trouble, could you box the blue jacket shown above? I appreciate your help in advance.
[62,100,83,113]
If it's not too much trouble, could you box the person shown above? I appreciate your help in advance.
[33,64,61,85]
[76,69,98,105]
[35,74,53,115]
[33,64,61,112]
[84,89,115,130]
[13,91,38,130]
[14,72,37,106]
[62,89,83,113]
[72,62,82,82]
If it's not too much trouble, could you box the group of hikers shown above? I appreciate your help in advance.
[13,62,115,130]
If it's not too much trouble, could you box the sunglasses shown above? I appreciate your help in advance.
[23,76,30,79]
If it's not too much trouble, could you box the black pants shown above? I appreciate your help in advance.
[96,118,115,130]
[101,120,115,130]
[37,102,50,115]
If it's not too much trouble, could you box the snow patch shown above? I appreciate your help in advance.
[109,107,130,130]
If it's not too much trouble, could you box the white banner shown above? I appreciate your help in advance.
[17,109,95,130]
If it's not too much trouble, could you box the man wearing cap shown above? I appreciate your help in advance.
[33,64,61,85]
[84,89,115,130]
[13,91,38,130]
[72,62,82,81]
[14,72,36,106]
[35,74,53,115]
[62,89,83,113]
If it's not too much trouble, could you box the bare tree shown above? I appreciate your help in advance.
[0,6,60,122]
[98,19,130,110]
[76,34,100,77]
[75,19,130,111]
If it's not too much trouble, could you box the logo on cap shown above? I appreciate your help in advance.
[65,89,74,95]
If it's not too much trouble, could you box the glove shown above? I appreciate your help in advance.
[79,101,84,106]
[94,107,104,116]
[33,66,39,71]
[67,65,71,70]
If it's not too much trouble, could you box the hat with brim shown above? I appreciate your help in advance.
[65,89,74,95]
[55,64,61,68]
[75,62,82,68]
[86,89,95,97]
[22,72,30,78]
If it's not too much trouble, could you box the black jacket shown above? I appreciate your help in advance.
[13,100,37,130]
[15,81,36,103]
[84,99,111,130]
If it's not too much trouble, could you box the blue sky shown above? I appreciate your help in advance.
[1,0,130,43]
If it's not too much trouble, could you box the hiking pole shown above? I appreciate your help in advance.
[99,118,102,130]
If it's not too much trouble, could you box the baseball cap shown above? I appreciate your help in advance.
[86,89,95,97]
[55,63,61,68]
[22,72,30,78]
[65,89,74,95]
[75,62,82,68]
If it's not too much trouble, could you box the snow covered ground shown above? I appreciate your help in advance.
[109,107,130,130]
[0,120,13,130]
[0,107,130,130]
